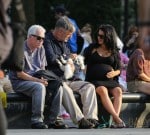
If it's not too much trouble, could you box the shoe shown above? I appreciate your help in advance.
[48,120,69,129]
[87,119,100,128]
[110,121,126,128]
[97,123,107,129]
[78,118,94,129]
[31,122,48,129]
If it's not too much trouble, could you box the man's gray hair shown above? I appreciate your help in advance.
[55,16,75,33]
[27,25,46,37]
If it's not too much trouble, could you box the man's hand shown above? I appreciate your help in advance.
[39,77,48,86]
[70,53,77,60]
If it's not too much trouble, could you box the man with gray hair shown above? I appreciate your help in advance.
[9,24,65,129]
[44,16,99,129]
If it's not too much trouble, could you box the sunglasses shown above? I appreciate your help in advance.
[97,34,105,39]
[31,34,45,41]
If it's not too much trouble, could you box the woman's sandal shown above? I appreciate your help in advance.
[110,121,126,128]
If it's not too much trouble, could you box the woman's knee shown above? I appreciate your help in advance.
[96,86,108,96]
[111,87,122,97]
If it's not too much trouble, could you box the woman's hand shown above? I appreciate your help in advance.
[106,69,120,78]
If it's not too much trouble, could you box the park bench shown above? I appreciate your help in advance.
[6,92,150,103]
[5,92,150,128]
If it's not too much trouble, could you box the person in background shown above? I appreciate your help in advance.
[0,0,13,134]
[123,0,150,93]
[118,52,129,92]
[9,25,68,129]
[126,46,150,94]
[137,0,150,128]
[80,23,93,55]
[74,23,93,81]
[84,24,126,128]
[0,1,13,66]
[116,36,124,53]
[44,16,99,129]
[59,105,70,119]
[126,0,150,95]
[0,69,13,93]
[123,25,139,57]
[54,4,81,55]
[116,35,127,91]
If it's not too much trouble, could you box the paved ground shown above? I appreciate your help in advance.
[7,128,150,135]
[6,118,150,135]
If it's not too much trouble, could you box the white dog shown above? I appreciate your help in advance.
[56,56,74,79]
[56,55,85,80]
[74,55,85,70]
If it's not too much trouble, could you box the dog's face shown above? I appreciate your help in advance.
[74,55,85,70]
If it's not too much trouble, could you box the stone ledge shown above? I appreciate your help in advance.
[7,92,150,103]
[5,92,150,128]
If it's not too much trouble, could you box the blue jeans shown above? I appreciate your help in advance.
[13,80,62,124]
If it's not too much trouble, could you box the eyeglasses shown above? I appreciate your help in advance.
[97,34,105,39]
[31,34,45,41]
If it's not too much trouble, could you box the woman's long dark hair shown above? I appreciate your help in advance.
[84,24,121,69]
[97,24,120,69]
[96,24,119,54]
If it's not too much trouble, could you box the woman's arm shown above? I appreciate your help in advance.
[106,69,120,78]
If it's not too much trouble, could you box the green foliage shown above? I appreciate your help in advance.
[34,0,122,35]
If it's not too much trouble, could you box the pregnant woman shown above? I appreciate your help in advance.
[84,24,125,128]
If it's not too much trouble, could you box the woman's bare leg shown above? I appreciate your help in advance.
[96,86,122,124]
[110,87,122,116]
